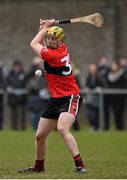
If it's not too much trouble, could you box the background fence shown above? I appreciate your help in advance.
[82,88,127,130]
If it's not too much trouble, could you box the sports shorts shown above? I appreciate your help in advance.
[41,94,83,119]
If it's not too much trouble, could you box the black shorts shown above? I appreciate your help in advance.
[41,94,83,119]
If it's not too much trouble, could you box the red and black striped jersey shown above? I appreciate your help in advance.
[40,43,80,98]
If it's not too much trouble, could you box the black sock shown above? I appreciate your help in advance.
[73,154,85,168]
[34,159,45,172]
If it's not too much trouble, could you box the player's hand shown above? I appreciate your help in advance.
[39,19,58,30]
[45,19,59,27]
[39,18,46,31]
[40,18,46,26]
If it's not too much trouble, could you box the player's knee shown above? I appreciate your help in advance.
[35,131,46,142]
[35,132,41,141]
[57,126,68,136]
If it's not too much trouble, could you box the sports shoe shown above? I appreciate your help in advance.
[75,166,88,174]
[17,167,44,173]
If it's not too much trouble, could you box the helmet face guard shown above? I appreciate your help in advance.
[46,26,65,48]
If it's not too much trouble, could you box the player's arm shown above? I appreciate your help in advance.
[30,19,57,57]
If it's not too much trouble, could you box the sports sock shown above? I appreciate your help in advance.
[73,154,85,168]
[34,159,45,172]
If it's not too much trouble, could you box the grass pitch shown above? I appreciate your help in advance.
[0,128,127,179]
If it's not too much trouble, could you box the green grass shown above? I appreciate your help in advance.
[0,129,127,179]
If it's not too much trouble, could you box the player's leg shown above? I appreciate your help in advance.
[18,117,57,173]
[35,117,57,159]
[57,112,78,156]
[57,112,87,173]
[33,117,57,172]
[57,94,87,173]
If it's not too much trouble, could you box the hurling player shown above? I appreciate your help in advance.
[19,19,87,174]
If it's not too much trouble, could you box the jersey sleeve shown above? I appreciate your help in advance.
[41,48,55,62]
